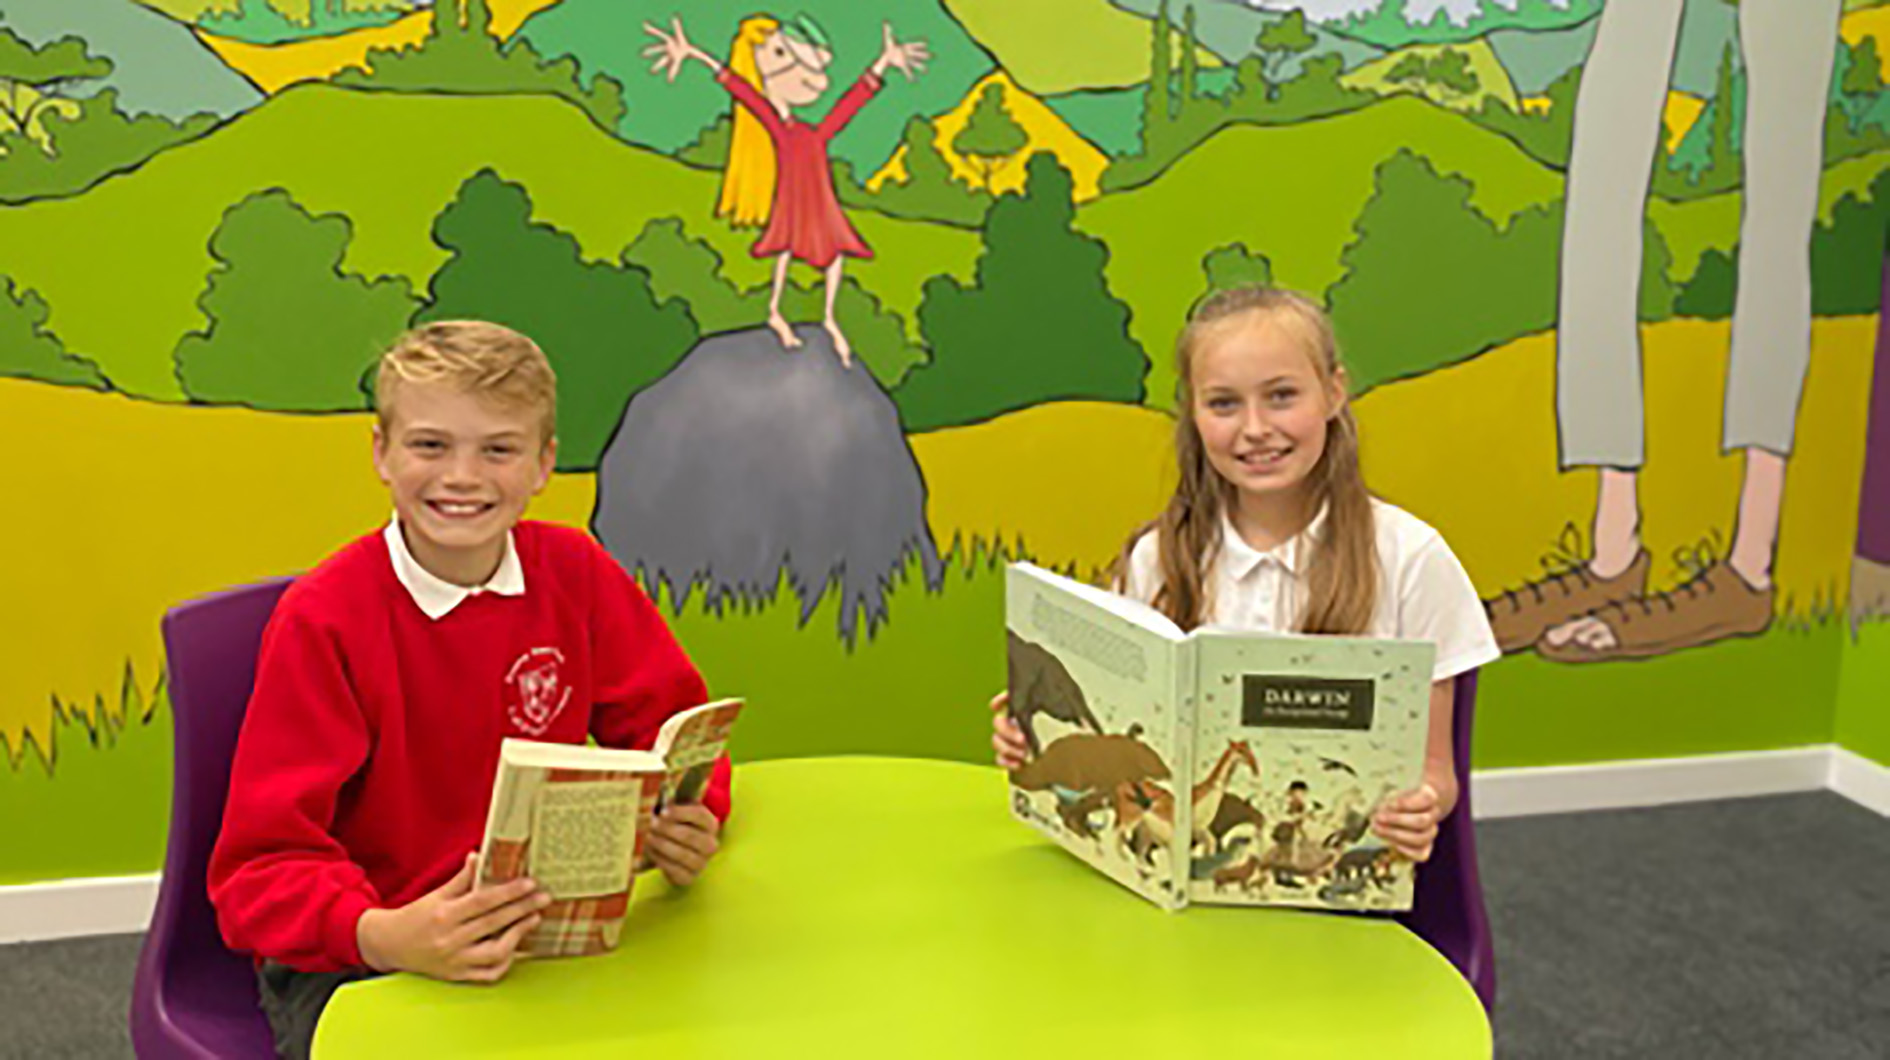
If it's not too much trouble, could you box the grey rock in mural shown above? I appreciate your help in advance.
[593,325,943,640]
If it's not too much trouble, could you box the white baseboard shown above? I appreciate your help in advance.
[0,872,158,944]
[1470,746,1833,820]
[1829,747,1890,817]
[3,746,1887,945]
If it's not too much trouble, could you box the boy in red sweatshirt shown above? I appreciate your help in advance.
[208,321,728,1058]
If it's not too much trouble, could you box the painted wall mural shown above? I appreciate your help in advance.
[2,0,1884,883]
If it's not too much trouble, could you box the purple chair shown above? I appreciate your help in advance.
[1395,669,1496,1014]
[130,578,294,1059]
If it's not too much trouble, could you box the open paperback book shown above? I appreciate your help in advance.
[475,697,744,957]
[1005,563,1432,913]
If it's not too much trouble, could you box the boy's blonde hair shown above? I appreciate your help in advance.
[375,321,557,445]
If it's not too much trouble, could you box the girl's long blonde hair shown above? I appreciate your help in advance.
[1122,286,1378,635]
[718,15,780,228]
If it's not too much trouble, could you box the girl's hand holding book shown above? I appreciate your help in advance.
[989,691,1030,770]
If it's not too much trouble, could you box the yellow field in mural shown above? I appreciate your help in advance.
[917,317,1875,620]
[1359,317,1874,620]
[0,315,1875,756]
[0,381,592,758]
[910,401,1178,581]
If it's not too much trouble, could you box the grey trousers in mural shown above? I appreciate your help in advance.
[1557,0,1842,469]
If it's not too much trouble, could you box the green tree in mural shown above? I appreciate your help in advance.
[174,190,418,410]
[420,169,696,470]
[1328,150,1674,389]
[1255,10,1315,100]
[953,84,1028,191]
[335,0,626,133]
[1146,0,1172,128]
[0,276,107,388]
[1843,36,1883,97]
[1808,168,1890,315]
[1202,242,1273,297]
[1675,248,1737,319]
[1178,4,1200,108]
[1704,43,1741,188]
[1327,150,1555,389]
[895,153,1146,431]
[869,114,990,226]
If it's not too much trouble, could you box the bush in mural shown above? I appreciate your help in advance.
[0,30,215,203]
[1675,168,1890,320]
[0,276,107,388]
[334,0,625,133]
[1201,242,1274,298]
[1328,150,1673,391]
[895,152,1146,431]
[420,169,696,471]
[174,190,418,409]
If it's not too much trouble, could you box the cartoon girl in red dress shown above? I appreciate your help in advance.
[644,15,929,367]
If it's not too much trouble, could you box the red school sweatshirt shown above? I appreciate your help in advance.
[207,520,729,972]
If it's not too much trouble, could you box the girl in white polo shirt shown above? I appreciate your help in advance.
[991,286,1499,863]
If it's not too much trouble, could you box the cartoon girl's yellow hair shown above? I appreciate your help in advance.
[718,15,779,228]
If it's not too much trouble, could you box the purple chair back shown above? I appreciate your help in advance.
[1394,669,1496,1015]
[130,578,293,1059]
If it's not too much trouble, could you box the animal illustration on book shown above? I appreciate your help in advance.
[1006,630,1105,754]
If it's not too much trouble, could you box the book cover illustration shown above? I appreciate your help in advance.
[480,761,665,958]
[1004,567,1185,909]
[655,698,743,811]
[1187,636,1432,912]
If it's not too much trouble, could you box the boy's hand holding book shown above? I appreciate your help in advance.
[648,803,721,887]
[356,852,550,983]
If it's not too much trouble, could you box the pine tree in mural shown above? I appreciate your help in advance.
[953,84,1027,191]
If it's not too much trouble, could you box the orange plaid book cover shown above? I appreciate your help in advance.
[477,744,667,959]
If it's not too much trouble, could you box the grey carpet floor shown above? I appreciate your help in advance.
[2,792,1886,1059]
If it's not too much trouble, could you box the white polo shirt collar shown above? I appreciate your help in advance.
[1219,502,1330,582]
[382,519,525,620]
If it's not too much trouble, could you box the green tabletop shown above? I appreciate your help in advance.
[316,757,1491,1058]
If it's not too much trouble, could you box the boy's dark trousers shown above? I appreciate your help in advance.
[255,960,381,1060]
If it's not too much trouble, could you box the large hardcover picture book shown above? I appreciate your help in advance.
[1004,563,1433,913]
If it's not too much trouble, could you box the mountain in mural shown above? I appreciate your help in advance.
[1341,37,1522,113]
[1315,0,1601,50]
[1108,0,1386,74]
[1,0,262,119]
[514,0,998,170]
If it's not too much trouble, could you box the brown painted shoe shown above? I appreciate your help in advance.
[1536,560,1774,663]
[1483,546,1652,654]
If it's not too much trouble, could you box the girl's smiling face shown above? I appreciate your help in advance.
[1190,313,1346,511]
[757,31,830,106]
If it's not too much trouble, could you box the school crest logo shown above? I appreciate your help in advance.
[505,647,571,736]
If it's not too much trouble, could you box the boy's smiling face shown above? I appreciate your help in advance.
[373,379,556,586]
